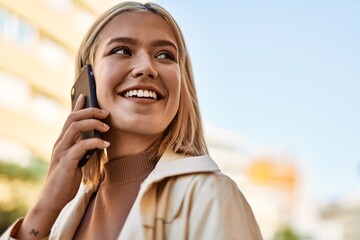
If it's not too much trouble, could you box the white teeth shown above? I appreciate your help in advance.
[144,90,149,97]
[123,89,158,100]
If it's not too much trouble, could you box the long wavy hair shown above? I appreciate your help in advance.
[75,1,207,190]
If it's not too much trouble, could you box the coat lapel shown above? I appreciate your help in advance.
[119,152,220,239]
[50,185,95,239]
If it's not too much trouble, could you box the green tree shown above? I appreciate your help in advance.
[0,158,47,234]
[273,225,301,240]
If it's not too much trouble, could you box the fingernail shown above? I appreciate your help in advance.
[103,123,110,130]
[101,109,109,115]
[104,141,110,147]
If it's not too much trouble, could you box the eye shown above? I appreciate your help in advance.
[112,46,132,56]
[156,51,176,62]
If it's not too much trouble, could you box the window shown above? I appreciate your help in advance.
[0,71,31,112]
[30,94,66,125]
[0,137,32,166]
[0,7,37,47]
[37,37,69,69]
[42,0,73,12]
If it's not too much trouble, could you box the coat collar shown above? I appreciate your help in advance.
[80,151,219,193]
[123,152,221,234]
[144,151,220,185]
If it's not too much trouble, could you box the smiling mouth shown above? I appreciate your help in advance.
[121,89,160,100]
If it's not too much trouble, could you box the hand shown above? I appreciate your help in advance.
[16,94,110,239]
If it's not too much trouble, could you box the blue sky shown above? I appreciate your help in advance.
[157,0,360,202]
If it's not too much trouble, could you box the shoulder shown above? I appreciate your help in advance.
[185,170,246,203]
[173,170,263,239]
[193,170,237,188]
[157,152,244,201]
[151,154,263,239]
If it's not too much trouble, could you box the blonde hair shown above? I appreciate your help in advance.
[75,1,207,190]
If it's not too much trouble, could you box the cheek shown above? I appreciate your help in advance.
[174,72,182,105]
[93,62,116,109]
[95,60,119,84]
[94,60,126,93]
[165,66,181,96]
[167,72,182,118]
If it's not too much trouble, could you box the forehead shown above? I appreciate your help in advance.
[97,11,178,46]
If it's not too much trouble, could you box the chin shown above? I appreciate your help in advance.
[139,125,166,136]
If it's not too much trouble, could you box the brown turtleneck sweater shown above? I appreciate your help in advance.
[74,148,159,240]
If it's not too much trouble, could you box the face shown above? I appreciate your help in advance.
[93,11,181,140]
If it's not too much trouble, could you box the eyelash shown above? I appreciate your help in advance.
[112,46,132,56]
[156,51,176,62]
[110,47,177,62]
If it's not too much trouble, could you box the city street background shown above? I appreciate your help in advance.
[0,0,359,239]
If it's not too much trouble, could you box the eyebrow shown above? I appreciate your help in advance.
[153,40,178,52]
[106,37,178,51]
[107,37,138,46]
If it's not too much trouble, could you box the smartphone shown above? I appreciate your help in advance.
[71,64,101,167]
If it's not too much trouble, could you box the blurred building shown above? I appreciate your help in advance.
[205,125,301,239]
[318,189,360,240]
[0,0,122,163]
[0,1,331,239]
[0,1,143,231]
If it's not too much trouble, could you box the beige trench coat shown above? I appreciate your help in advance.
[2,152,263,240]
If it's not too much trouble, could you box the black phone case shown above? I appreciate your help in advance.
[71,64,101,167]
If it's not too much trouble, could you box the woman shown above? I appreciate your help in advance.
[2,2,262,239]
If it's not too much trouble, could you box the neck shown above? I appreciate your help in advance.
[104,130,162,161]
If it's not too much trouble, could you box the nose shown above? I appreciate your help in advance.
[131,53,158,79]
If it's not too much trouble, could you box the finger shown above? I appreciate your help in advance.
[71,107,109,122]
[58,108,109,140]
[56,94,85,142]
[64,138,110,167]
[57,119,110,152]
